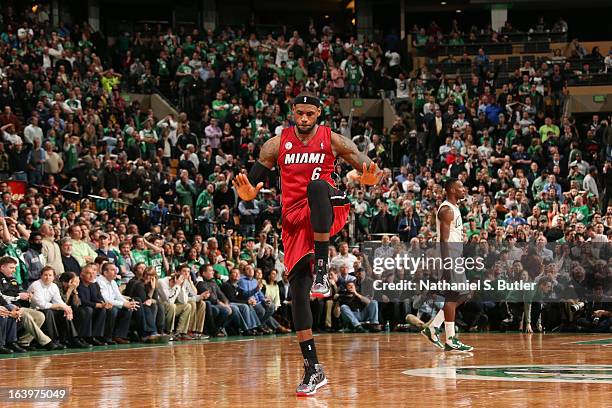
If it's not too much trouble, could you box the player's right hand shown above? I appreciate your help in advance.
[232,174,263,201]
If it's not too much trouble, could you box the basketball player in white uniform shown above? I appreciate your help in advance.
[421,178,473,351]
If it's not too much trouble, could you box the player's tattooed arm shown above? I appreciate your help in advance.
[233,136,280,202]
[331,131,382,185]
[258,135,280,169]
[330,131,371,170]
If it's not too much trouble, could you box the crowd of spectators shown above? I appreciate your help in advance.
[0,4,611,353]
[410,16,570,50]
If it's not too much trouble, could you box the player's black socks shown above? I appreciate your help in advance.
[314,240,328,265]
[299,338,319,365]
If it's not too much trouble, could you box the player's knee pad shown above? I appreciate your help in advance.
[307,180,333,233]
[306,179,329,199]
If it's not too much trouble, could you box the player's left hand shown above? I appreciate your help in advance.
[348,162,382,186]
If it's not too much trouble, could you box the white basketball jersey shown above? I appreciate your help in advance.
[436,200,463,243]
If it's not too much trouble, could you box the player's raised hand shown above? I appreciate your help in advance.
[348,162,382,186]
[232,173,263,201]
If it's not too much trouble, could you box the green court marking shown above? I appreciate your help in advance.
[568,338,612,346]
[404,365,612,384]
[0,335,262,360]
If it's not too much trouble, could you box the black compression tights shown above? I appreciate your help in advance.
[289,256,314,331]
[307,179,334,234]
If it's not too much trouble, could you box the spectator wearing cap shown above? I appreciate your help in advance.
[96,232,120,266]
[63,177,82,197]
[23,232,45,286]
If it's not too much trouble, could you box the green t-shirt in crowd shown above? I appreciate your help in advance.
[150,252,165,278]
[177,63,194,87]
[0,239,29,285]
[131,248,152,267]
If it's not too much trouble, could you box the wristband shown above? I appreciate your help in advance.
[248,161,271,186]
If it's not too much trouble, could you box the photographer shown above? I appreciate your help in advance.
[576,284,612,332]
[338,281,381,333]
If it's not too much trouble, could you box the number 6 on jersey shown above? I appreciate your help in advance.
[311,167,321,180]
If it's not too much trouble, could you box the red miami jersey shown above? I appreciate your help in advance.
[277,125,336,215]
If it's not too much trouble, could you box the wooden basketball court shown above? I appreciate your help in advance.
[1,333,610,407]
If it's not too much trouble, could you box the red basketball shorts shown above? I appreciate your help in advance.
[281,195,350,275]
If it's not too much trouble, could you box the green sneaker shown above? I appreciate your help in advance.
[420,325,445,350]
[444,336,474,352]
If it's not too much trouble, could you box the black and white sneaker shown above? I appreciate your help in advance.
[310,259,331,298]
[296,360,328,396]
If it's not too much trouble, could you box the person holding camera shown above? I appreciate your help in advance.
[338,281,380,333]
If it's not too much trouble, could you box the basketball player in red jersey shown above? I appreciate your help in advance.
[233,92,381,396]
